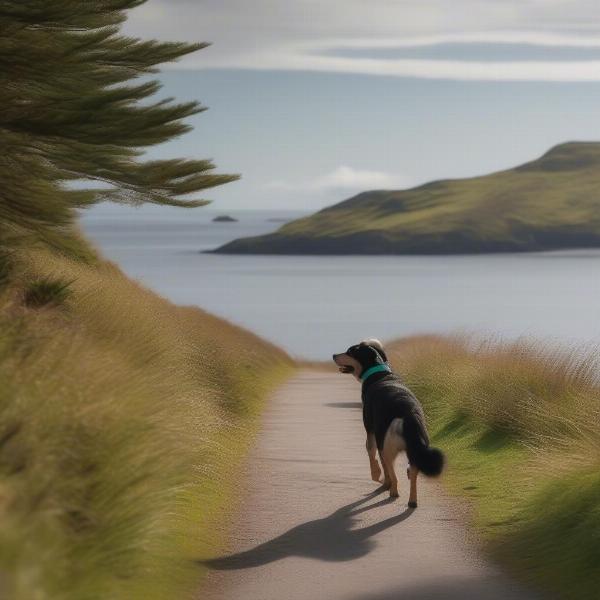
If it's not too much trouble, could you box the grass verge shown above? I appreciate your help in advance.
[0,248,294,600]
[387,335,600,600]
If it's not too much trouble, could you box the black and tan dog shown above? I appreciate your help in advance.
[333,339,445,508]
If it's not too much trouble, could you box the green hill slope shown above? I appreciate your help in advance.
[215,142,600,254]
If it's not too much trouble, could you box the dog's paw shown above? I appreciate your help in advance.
[381,479,391,490]
[389,487,399,499]
[408,500,418,509]
[370,467,382,482]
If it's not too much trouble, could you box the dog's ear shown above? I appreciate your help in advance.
[361,338,388,363]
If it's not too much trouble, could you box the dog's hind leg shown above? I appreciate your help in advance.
[379,449,391,490]
[366,433,382,483]
[408,465,419,508]
[382,418,406,499]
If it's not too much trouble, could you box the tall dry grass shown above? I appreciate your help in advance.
[387,334,600,599]
[388,335,600,465]
[0,249,293,600]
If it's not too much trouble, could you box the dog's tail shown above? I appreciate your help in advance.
[411,445,445,477]
[404,415,445,477]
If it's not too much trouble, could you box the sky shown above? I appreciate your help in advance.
[119,0,600,210]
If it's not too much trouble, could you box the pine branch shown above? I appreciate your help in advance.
[0,0,237,253]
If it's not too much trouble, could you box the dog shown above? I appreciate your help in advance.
[333,339,445,508]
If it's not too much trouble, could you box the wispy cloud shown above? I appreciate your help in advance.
[266,166,411,195]
[125,1,600,81]
[312,32,600,50]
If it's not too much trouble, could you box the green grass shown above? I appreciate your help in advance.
[387,335,600,599]
[503,468,600,599]
[431,413,530,535]
[0,247,294,600]
[216,141,600,254]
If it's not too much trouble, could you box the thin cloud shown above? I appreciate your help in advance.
[221,55,600,82]
[311,32,600,49]
[266,166,411,194]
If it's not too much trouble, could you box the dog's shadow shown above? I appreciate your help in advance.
[200,489,414,570]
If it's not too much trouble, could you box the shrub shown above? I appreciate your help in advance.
[24,277,73,308]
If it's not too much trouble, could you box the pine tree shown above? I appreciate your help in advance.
[0,0,237,255]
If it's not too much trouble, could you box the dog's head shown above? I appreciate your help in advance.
[332,339,388,380]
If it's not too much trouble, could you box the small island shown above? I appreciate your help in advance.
[212,215,238,223]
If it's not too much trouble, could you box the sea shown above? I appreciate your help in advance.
[81,204,600,359]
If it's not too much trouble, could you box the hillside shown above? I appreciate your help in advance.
[214,142,600,254]
[0,246,292,600]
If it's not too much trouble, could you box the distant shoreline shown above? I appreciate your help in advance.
[210,230,600,255]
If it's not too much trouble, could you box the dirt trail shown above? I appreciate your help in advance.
[200,371,539,600]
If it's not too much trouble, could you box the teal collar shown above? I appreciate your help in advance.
[360,364,391,382]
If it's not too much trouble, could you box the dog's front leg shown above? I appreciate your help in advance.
[366,433,382,482]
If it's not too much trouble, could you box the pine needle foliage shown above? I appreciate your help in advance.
[0,0,238,254]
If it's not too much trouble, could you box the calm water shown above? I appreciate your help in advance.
[81,205,600,359]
